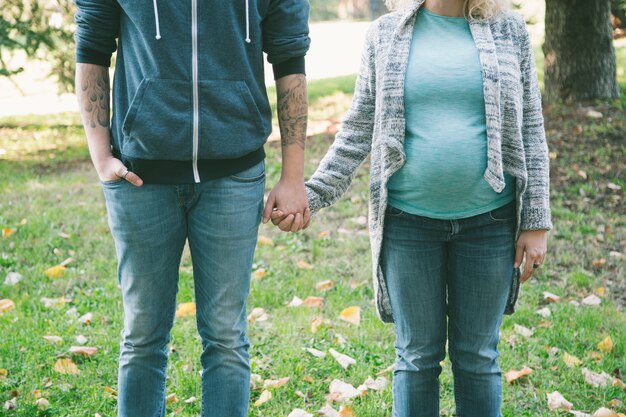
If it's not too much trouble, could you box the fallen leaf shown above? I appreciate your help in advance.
[339,406,355,417]
[376,363,395,376]
[595,287,607,296]
[582,368,613,387]
[570,411,591,417]
[287,409,313,417]
[103,386,117,398]
[4,397,17,410]
[547,391,573,411]
[310,315,331,333]
[514,324,533,338]
[315,279,334,291]
[304,347,326,358]
[257,236,274,246]
[252,268,267,279]
[44,264,67,279]
[339,306,361,326]
[41,297,69,309]
[184,396,196,403]
[328,379,362,402]
[357,375,388,391]
[69,346,98,357]
[175,302,196,318]
[334,334,348,345]
[247,307,269,324]
[598,336,614,352]
[263,377,290,389]
[549,152,558,160]
[250,373,263,389]
[43,335,63,345]
[288,296,303,307]
[317,230,331,239]
[79,312,93,325]
[563,352,582,368]
[35,398,50,411]
[58,232,71,239]
[166,393,177,405]
[607,182,622,191]
[592,408,618,417]
[543,291,561,302]
[4,272,23,286]
[319,405,342,417]
[0,299,15,313]
[505,366,533,384]
[329,348,356,370]
[53,358,80,374]
[75,335,88,345]
[297,260,313,270]
[613,378,626,389]
[254,390,272,406]
[0,369,7,380]
[2,228,16,238]
[592,259,607,268]
[582,295,602,306]
[303,296,324,308]
[536,307,552,318]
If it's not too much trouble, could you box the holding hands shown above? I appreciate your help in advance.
[262,177,311,232]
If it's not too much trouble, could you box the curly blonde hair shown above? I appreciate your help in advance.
[385,0,510,20]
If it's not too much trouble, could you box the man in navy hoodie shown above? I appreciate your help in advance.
[74,1,310,415]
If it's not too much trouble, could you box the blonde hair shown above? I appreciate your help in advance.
[385,0,510,20]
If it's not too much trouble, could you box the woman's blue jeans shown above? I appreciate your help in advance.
[381,201,516,417]
[101,161,265,417]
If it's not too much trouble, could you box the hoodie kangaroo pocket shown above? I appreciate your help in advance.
[198,80,267,159]
[121,78,193,160]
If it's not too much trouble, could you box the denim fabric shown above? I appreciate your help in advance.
[381,201,516,417]
[101,161,265,417]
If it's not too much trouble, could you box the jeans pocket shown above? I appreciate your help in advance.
[229,160,265,183]
[100,178,126,186]
[488,201,516,222]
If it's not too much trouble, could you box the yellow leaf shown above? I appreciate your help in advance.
[598,336,614,352]
[104,386,117,398]
[44,264,67,279]
[595,287,607,296]
[549,151,558,160]
[0,299,15,313]
[339,306,361,326]
[166,393,178,405]
[0,369,7,379]
[339,406,355,417]
[505,366,533,384]
[69,346,98,357]
[315,279,334,291]
[303,296,324,308]
[252,268,267,279]
[297,260,313,270]
[2,228,16,238]
[563,352,582,368]
[592,258,607,267]
[175,302,196,318]
[254,390,272,406]
[311,315,330,333]
[53,358,80,374]
[317,230,330,239]
[257,236,274,246]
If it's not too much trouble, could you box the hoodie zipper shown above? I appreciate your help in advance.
[191,0,200,183]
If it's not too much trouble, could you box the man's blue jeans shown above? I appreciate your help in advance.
[101,161,265,417]
[381,201,516,417]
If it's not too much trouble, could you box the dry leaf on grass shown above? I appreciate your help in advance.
[595,287,607,296]
[315,279,334,291]
[263,377,290,389]
[329,348,356,370]
[297,261,314,270]
[563,352,582,368]
[287,409,313,417]
[543,291,561,302]
[288,296,303,307]
[303,296,325,308]
[69,346,98,357]
[0,299,15,313]
[4,397,17,410]
[505,366,533,384]
[328,379,363,402]
[75,335,88,345]
[165,393,177,405]
[598,336,614,352]
[592,408,618,417]
[175,302,196,318]
[304,347,326,358]
[35,398,50,411]
[582,295,602,306]
[547,391,573,411]
[53,358,80,375]
[257,236,274,246]
[0,369,7,380]
[357,375,388,391]
[252,268,267,279]
[2,228,16,238]
[376,363,396,376]
[44,264,67,279]
[184,396,196,403]
[79,312,93,325]
[513,324,534,338]
[592,259,607,268]
[536,307,552,318]
[247,308,269,324]
[41,297,69,309]
[582,368,613,387]
[339,306,361,326]
[4,272,23,286]
[254,390,272,406]
[43,335,63,345]
[317,230,331,239]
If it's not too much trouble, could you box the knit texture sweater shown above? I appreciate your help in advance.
[305,1,552,323]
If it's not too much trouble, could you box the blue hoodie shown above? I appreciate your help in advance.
[75,0,310,183]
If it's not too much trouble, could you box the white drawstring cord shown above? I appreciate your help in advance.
[245,0,251,43]
[153,0,162,40]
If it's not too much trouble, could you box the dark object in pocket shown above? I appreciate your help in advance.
[504,267,521,315]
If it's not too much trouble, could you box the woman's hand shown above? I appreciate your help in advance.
[515,230,549,283]
[96,155,143,187]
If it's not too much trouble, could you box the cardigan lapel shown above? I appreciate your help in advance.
[469,20,506,192]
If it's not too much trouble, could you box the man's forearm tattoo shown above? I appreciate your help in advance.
[277,74,308,150]
[77,65,110,129]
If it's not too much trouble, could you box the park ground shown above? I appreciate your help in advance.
[1,19,626,417]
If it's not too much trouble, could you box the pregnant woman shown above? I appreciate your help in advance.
[302,0,551,415]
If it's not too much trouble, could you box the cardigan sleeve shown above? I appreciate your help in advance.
[305,23,378,213]
[518,20,552,230]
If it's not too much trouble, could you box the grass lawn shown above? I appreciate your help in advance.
[1,52,625,416]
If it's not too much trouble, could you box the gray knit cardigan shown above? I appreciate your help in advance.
[305,0,552,323]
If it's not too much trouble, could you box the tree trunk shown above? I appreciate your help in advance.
[544,0,620,103]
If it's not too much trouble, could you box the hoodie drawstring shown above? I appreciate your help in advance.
[153,0,162,40]
[245,0,251,43]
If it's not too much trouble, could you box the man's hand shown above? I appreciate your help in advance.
[515,229,549,283]
[96,155,144,187]
[262,178,310,232]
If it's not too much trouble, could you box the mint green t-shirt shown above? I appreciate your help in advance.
[387,7,515,219]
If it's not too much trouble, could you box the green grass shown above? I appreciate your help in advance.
[1,58,626,416]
